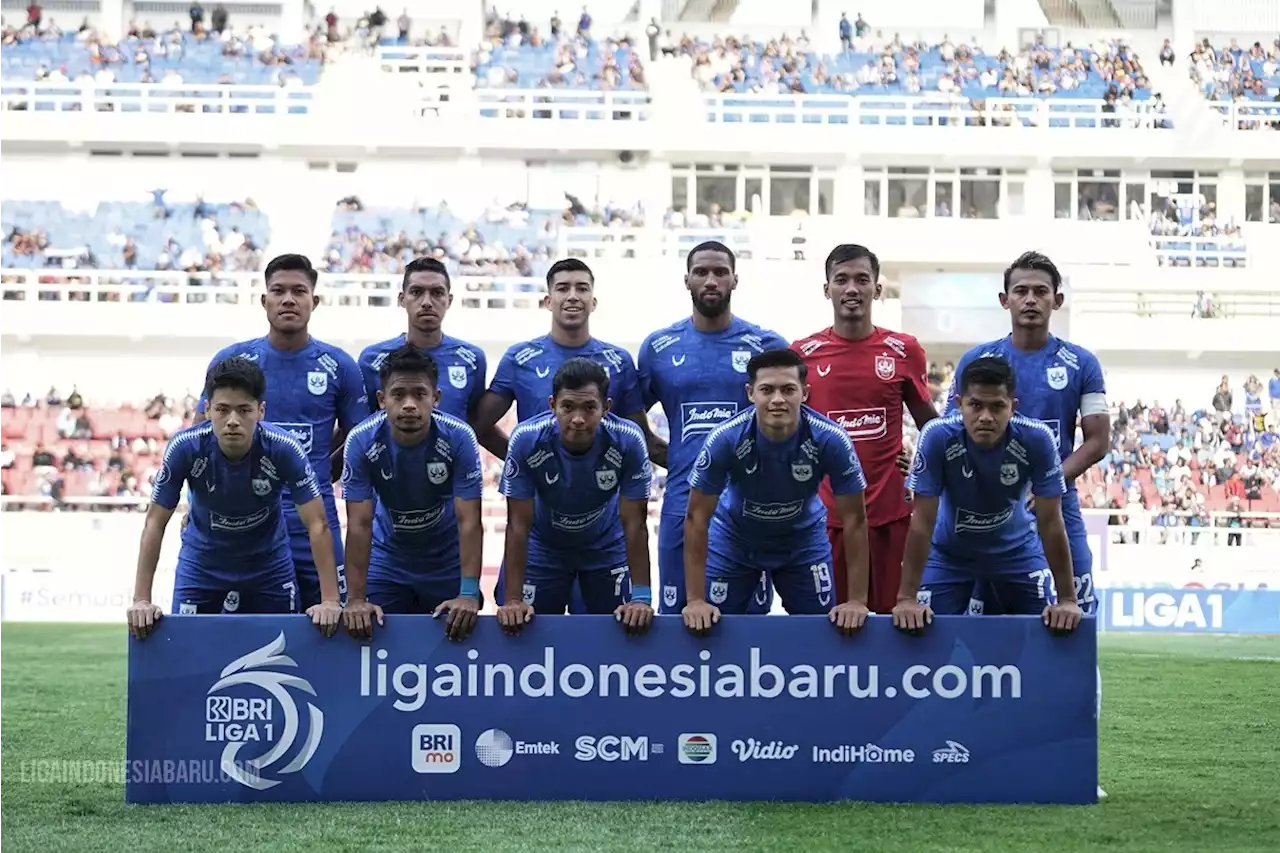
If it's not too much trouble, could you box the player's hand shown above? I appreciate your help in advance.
[496,602,534,636]
[895,449,911,476]
[1042,600,1083,635]
[343,598,384,641]
[682,599,720,637]
[127,600,164,640]
[307,600,343,638]
[614,601,654,636]
[891,596,933,635]
[829,600,870,636]
[434,596,481,642]
[179,511,190,533]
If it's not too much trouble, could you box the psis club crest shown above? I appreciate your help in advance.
[875,356,896,381]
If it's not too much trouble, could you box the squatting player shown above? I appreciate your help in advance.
[947,251,1108,616]
[682,348,872,635]
[196,254,366,609]
[127,358,342,638]
[495,358,655,636]
[894,356,1082,634]
[340,346,485,642]
[793,244,936,613]
[638,240,787,615]
[357,257,489,435]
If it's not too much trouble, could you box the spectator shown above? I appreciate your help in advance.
[1159,40,1174,66]
[1270,368,1280,412]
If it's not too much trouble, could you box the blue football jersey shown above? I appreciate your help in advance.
[152,422,321,583]
[341,410,484,582]
[488,334,644,422]
[637,316,786,516]
[907,414,1066,567]
[198,337,367,519]
[499,412,651,567]
[357,333,487,421]
[946,335,1106,496]
[688,407,867,547]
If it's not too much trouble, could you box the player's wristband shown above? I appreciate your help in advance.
[631,585,652,605]
[459,577,481,599]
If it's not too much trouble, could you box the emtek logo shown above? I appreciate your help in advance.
[474,728,559,768]
[574,735,661,762]
[412,724,461,774]
[932,741,970,764]
[677,733,717,765]
[812,744,916,764]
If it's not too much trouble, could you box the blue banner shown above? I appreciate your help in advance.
[126,615,1097,805]
[1097,587,1280,634]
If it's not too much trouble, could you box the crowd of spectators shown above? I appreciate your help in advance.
[1189,37,1280,131]
[1147,196,1248,269]
[472,7,645,91]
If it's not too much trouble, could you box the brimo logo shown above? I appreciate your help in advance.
[206,631,324,790]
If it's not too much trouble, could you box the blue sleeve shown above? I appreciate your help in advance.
[1080,350,1106,397]
[195,346,235,414]
[468,349,489,416]
[687,428,733,496]
[763,329,790,351]
[357,347,382,415]
[150,434,193,509]
[823,427,867,497]
[486,347,518,403]
[905,422,946,498]
[612,353,644,416]
[336,351,370,432]
[943,349,977,417]
[451,424,484,501]
[275,433,321,503]
[620,430,652,501]
[498,430,535,500]
[1029,424,1068,498]
[340,429,375,502]
[636,336,659,411]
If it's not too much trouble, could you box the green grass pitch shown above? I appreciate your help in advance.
[3,625,1279,852]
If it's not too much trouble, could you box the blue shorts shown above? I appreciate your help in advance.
[494,563,631,615]
[970,535,1095,616]
[366,576,483,614]
[172,580,298,615]
[286,511,347,609]
[707,534,831,615]
[922,554,1055,616]
[659,513,774,615]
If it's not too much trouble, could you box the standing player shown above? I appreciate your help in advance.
[196,254,367,610]
[947,251,1109,616]
[682,348,871,634]
[341,347,485,641]
[638,240,787,615]
[127,358,342,638]
[357,257,488,427]
[894,356,1082,632]
[793,244,936,613]
[494,359,655,635]
[472,258,666,460]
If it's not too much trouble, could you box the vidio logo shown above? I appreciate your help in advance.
[205,631,324,790]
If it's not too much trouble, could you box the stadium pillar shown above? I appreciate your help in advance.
[101,0,124,37]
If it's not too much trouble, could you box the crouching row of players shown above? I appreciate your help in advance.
[126,344,1084,641]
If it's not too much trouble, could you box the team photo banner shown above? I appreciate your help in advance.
[126,615,1098,805]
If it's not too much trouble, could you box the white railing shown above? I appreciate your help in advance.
[0,82,316,115]
[469,88,651,121]
[1150,234,1250,269]
[1208,99,1280,132]
[375,45,470,77]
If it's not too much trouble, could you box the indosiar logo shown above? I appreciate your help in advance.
[677,733,717,765]
[205,631,324,790]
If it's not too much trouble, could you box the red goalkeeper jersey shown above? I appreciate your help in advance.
[791,326,930,529]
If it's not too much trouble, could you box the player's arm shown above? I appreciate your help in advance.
[329,352,371,482]
[617,355,667,468]
[339,434,382,638]
[615,433,655,632]
[280,439,341,635]
[633,341,669,470]
[496,441,535,633]
[435,426,485,640]
[897,494,938,614]
[1061,357,1110,482]
[904,339,940,429]
[1030,428,1079,631]
[683,434,730,633]
[472,349,517,459]
[129,442,190,638]
[824,430,872,631]
[895,426,945,632]
[1033,495,1075,609]
[357,348,382,416]
[834,491,870,605]
[682,488,719,610]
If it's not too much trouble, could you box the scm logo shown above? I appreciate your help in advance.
[411,724,462,774]
[574,735,662,762]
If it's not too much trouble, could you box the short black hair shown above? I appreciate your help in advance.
[686,240,736,272]
[204,357,266,403]
[545,258,594,290]
[402,256,451,292]
[1003,251,1062,293]
[264,253,319,289]
[552,357,610,400]
[824,244,880,282]
[747,348,808,384]
[958,356,1017,397]
[378,344,439,390]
